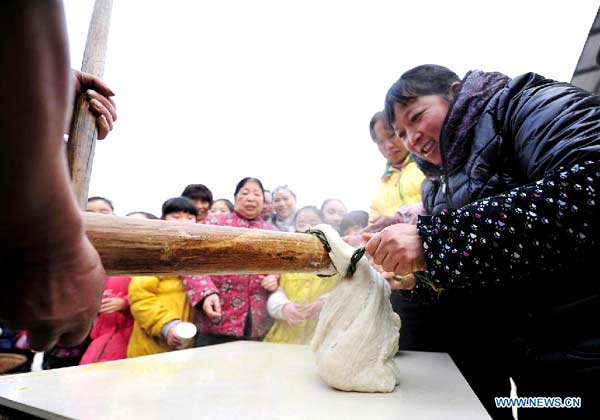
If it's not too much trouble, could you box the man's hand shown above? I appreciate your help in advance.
[363,223,427,275]
[68,70,117,139]
[202,294,222,319]
[0,233,106,352]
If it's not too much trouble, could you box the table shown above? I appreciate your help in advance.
[0,342,491,420]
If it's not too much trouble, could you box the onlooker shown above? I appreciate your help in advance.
[79,275,133,364]
[264,206,339,344]
[320,198,347,233]
[261,189,274,221]
[126,197,197,358]
[367,111,425,226]
[292,206,322,233]
[339,210,369,237]
[183,177,279,347]
[181,184,213,222]
[160,197,198,223]
[271,185,297,232]
[0,321,17,350]
[209,198,234,215]
[86,196,115,215]
[70,198,132,365]
[125,211,158,219]
[366,63,600,417]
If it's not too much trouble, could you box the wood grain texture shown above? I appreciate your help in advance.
[83,213,334,276]
[67,0,113,208]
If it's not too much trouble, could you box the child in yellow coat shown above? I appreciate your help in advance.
[127,197,197,358]
[264,206,339,344]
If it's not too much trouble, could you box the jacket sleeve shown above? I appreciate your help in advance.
[266,287,290,320]
[128,276,181,338]
[502,73,600,181]
[181,274,219,308]
[409,161,600,300]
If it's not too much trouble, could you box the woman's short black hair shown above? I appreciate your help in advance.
[181,184,213,206]
[212,198,234,212]
[339,210,369,235]
[125,211,158,219]
[161,196,199,219]
[87,196,114,210]
[384,64,460,129]
[234,177,265,198]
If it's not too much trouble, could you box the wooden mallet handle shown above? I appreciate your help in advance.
[84,213,334,276]
[67,0,113,208]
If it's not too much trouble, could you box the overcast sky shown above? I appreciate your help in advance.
[62,0,599,217]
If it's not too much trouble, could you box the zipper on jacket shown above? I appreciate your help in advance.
[438,131,454,208]
[438,87,461,209]
[440,174,447,194]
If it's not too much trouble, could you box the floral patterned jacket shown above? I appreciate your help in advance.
[183,211,279,338]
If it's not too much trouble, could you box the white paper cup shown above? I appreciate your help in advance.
[174,322,197,348]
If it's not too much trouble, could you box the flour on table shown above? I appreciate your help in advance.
[310,224,401,393]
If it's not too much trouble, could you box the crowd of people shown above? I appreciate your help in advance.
[0,180,376,366]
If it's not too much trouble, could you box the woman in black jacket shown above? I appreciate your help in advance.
[366,65,600,419]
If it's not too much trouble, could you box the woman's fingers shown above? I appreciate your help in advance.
[388,274,416,290]
[365,224,426,276]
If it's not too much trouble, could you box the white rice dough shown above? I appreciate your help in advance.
[310,224,401,393]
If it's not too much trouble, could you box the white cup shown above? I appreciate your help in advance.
[174,322,197,349]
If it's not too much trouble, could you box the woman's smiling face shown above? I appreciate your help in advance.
[273,189,296,218]
[392,95,451,166]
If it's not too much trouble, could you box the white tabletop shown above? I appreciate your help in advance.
[0,342,490,420]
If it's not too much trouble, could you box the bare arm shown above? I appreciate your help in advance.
[0,1,105,351]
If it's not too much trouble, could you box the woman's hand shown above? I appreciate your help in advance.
[342,234,366,248]
[68,70,117,140]
[363,224,427,275]
[388,273,416,290]
[282,303,305,326]
[202,294,222,319]
[370,262,396,280]
[99,297,126,314]
[361,215,395,233]
[260,275,278,292]
[396,203,425,225]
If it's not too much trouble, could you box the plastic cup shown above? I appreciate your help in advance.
[174,322,197,349]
